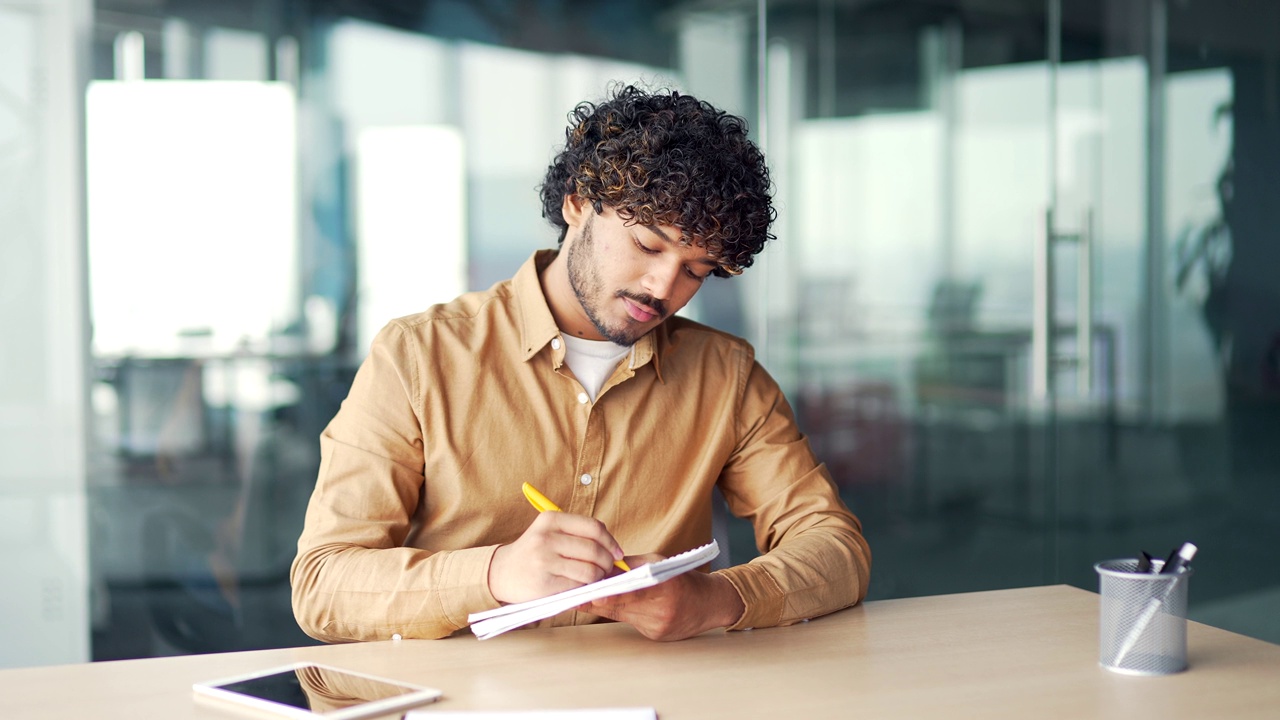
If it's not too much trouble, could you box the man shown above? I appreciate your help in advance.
[291,85,870,642]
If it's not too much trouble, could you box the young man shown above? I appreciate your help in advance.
[291,85,870,642]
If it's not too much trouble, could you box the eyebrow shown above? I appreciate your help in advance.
[640,224,674,244]
[641,225,719,268]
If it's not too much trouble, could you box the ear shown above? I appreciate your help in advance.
[561,193,590,229]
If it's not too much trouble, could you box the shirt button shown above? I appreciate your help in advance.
[391,633,402,641]
[580,474,592,485]
[577,392,589,404]
[551,337,561,350]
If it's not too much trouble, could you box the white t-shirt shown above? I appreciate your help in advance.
[560,334,631,401]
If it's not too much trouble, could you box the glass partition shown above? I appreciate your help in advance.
[762,0,1279,647]
[761,0,1060,598]
[0,0,93,669]
[82,1,761,660]
[5,0,1270,666]
[1050,0,1280,644]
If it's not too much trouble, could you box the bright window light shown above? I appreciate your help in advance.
[85,81,298,356]
[355,125,466,354]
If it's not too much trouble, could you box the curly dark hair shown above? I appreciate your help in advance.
[539,84,776,277]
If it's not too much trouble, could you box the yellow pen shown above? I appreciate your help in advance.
[521,482,631,572]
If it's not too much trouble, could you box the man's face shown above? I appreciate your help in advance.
[563,200,717,346]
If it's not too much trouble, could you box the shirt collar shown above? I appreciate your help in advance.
[514,250,561,361]
[513,249,665,383]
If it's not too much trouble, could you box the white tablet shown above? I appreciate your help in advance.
[193,662,442,720]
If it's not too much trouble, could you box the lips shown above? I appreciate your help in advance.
[622,297,660,323]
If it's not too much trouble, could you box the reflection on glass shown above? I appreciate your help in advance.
[295,665,420,709]
[1167,68,1232,422]
[67,0,1279,671]
[768,1,1279,648]
[84,11,697,665]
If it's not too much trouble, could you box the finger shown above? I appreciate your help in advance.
[544,532,621,576]
[535,512,625,561]
[543,556,611,587]
[583,594,678,640]
[582,599,622,621]
[587,594,620,610]
[537,574,605,597]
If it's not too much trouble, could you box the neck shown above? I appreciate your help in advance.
[540,250,604,340]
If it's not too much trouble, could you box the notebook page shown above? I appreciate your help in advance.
[468,541,719,639]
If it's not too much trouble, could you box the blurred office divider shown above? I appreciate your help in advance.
[0,0,93,669]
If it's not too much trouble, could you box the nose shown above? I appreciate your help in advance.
[641,261,682,300]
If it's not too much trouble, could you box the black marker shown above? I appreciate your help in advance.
[1113,541,1198,666]
[1159,542,1198,575]
[1137,551,1155,574]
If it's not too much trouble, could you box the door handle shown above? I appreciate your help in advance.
[1033,208,1095,401]
[1032,210,1054,401]
[1076,209,1094,396]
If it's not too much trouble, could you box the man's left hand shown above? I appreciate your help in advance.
[581,554,746,641]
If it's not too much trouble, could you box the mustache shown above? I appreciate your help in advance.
[616,290,667,319]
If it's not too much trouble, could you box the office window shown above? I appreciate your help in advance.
[3,0,1270,669]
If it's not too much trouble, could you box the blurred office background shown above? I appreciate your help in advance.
[2,0,1277,667]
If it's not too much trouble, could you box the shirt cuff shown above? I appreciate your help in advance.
[714,563,785,631]
[438,544,503,630]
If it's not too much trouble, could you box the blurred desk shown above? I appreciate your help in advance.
[88,350,357,658]
[97,349,355,459]
[5,586,1279,719]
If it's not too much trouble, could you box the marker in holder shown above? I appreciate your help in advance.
[1094,546,1195,675]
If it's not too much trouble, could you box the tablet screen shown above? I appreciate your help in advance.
[202,664,435,717]
[217,669,315,709]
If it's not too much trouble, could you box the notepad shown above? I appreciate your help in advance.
[405,709,656,719]
[468,540,719,640]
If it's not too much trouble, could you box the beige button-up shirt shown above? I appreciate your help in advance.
[291,250,870,641]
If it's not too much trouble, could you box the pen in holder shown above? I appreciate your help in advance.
[1095,557,1193,675]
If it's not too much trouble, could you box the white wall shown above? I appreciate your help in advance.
[0,0,93,669]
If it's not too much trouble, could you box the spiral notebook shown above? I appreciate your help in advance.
[468,540,720,640]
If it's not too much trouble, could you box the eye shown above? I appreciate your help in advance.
[684,266,710,281]
[632,237,659,255]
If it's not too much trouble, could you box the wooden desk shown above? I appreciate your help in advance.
[5,585,1278,718]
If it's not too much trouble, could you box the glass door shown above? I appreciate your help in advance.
[1050,0,1280,643]
[759,1,1279,646]
[761,0,1065,598]
[1044,0,1167,576]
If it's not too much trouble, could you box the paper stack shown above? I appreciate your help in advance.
[468,540,719,640]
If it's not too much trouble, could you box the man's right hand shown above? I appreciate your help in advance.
[487,511,626,605]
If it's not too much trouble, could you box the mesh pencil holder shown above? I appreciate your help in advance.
[1094,559,1192,675]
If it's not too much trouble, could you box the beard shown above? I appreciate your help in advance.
[566,213,667,346]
